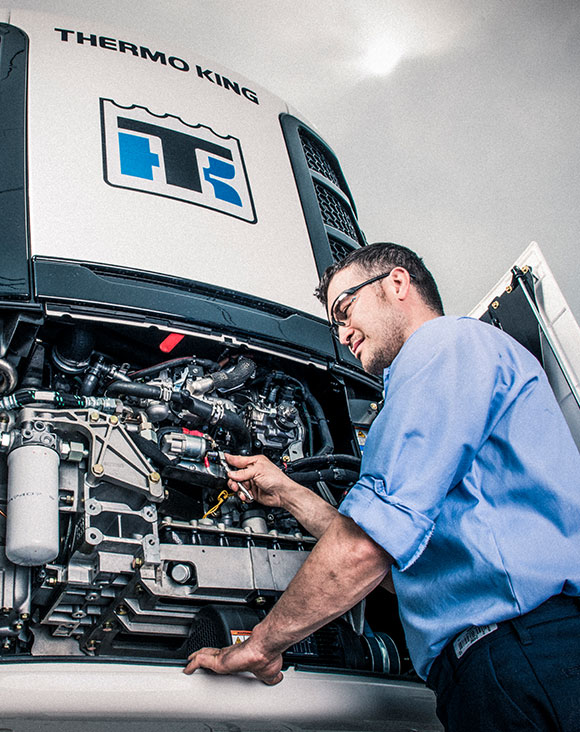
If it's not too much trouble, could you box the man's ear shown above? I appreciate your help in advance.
[388,267,413,301]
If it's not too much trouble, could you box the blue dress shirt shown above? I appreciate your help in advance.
[339,316,580,679]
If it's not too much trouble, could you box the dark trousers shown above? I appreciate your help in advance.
[426,595,580,731]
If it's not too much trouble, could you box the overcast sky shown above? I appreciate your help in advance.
[5,0,580,320]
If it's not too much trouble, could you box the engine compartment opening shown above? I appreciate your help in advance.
[0,313,413,677]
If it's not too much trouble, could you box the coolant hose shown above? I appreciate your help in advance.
[210,357,255,391]
[178,393,252,455]
[106,381,164,400]
[291,468,360,486]
[218,409,252,454]
[302,386,334,455]
[52,327,94,374]
[286,454,361,473]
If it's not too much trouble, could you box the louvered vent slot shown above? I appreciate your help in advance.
[313,181,359,241]
[299,130,342,188]
[329,236,357,263]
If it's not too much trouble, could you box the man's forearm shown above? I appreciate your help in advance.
[280,480,395,592]
[183,512,393,683]
[249,513,393,655]
[280,480,339,539]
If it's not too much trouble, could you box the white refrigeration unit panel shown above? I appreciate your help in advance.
[9,8,324,316]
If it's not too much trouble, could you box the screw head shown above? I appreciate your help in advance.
[92,463,104,476]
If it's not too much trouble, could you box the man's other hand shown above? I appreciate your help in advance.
[183,639,284,685]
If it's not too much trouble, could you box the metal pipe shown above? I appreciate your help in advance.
[0,358,18,395]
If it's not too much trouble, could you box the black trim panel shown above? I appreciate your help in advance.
[0,23,30,300]
[33,258,339,362]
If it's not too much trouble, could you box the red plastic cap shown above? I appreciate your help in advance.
[159,333,185,353]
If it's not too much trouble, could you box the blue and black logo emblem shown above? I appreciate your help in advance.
[100,99,256,223]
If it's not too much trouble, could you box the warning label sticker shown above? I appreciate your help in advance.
[230,630,252,645]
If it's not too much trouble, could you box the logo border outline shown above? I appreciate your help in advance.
[100,98,258,225]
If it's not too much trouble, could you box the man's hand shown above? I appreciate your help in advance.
[184,637,284,685]
[225,453,296,508]
[226,453,341,539]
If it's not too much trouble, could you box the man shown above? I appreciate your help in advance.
[184,243,580,731]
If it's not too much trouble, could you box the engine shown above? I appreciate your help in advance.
[0,319,396,670]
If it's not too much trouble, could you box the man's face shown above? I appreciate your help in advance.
[326,265,407,375]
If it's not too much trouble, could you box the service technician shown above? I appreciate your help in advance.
[184,242,580,732]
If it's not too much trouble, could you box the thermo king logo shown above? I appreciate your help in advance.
[100,99,256,223]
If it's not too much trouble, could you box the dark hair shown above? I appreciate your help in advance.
[315,242,444,315]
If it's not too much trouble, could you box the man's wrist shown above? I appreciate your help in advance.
[278,479,310,514]
[245,617,287,659]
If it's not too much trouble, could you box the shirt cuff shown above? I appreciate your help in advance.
[339,477,435,572]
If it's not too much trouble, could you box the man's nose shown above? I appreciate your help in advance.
[338,324,355,347]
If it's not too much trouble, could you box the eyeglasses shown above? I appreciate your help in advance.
[329,270,416,338]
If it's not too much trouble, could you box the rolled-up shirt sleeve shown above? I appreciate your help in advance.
[339,317,525,572]
[342,475,436,571]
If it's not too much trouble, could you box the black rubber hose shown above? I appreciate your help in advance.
[301,386,334,455]
[129,357,219,380]
[210,357,255,391]
[286,454,361,473]
[178,393,251,455]
[53,327,94,368]
[0,390,104,410]
[177,392,213,421]
[106,381,164,400]
[218,409,252,454]
[291,468,360,486]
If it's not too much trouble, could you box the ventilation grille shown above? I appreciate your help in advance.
[186,617,223,655]
[282,114,365,272]
[314,181,359,241]
[299,130,342,188]
[329,237,357,262]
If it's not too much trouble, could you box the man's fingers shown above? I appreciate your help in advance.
[183,644,284,685]
[230,480,254,503]
[227,467,256,483]
[259,670,284,686]
[183,647,222,675]
[224,453,256,468]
